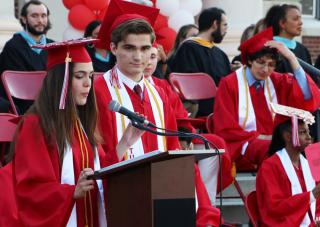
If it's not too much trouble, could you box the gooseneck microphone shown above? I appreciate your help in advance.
[109,100,156,127]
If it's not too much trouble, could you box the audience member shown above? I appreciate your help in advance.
[213,27,320,167]
[166,24,199,75]
[231,24,255,69]
[256,109,320,226]
[0,0,54,114]
[143,44,232,206]
[265,4,320,86]
[84,20,116,72]
[170,7,232,117]
[253,18,266,35]
[94,0,222,224]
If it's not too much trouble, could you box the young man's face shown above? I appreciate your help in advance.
[110,34,152,81]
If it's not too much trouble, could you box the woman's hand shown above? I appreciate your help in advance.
[116,123,145,160]
[73,168,94,199]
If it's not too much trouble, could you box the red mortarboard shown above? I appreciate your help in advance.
[32,38,97,109]
[96,0,159,49]
[239,27,273,64]
[271,103,315,146]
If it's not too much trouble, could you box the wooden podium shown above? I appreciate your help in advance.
[91,149,223,227]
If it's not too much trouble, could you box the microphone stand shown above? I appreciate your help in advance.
[131,120,213,150]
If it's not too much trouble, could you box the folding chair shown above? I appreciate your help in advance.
[0,113,18,166]
[169,72,218,130]
[1,70,46,115]
[245,190,259,227]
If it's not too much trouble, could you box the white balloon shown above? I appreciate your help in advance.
[179,0,203,16]
[168,10,195,32]
[156,0,180,17]
[63,25,83,41]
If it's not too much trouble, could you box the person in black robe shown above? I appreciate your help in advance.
[0,1,54,114]
[170,7,231,117]
[84,20,116,73]
[264,4,319,86]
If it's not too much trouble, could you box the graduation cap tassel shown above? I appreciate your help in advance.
[59,52,72,109]
[292,115,300,147]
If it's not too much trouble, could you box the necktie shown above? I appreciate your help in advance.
[253,81,262,91]
[133,84,143,100]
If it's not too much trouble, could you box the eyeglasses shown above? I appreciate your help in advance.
[254,59,276,69]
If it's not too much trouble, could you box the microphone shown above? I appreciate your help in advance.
[109,100,155,127]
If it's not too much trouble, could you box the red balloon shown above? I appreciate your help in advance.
[154,14,168,31]
[63,0,84,10]
[156,27,176,54]
[84,0,109,11]
[68,4,97,30]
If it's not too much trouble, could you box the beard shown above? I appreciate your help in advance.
[211,26,224,43]
[26,19,51,36]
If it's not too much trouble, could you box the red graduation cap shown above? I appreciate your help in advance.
[239,27,273,64]
[96,0,159,49]
[32,38,97,109]
[270,102,315,147]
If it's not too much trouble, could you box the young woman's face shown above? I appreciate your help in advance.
[297,123,312,150]
[72,62,94,106]
[280,8,302,38]
[143,47,158,78]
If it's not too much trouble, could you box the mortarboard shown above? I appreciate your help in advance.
[32,38,97,109]
[270,102,315,147]
[96,0,159,49]
[239,27,273,64]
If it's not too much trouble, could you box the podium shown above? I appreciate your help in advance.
[91,149,223,227]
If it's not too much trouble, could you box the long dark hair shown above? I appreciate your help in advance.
[265,4,300,36]
[8,63,99,163]
[268,120,292,156]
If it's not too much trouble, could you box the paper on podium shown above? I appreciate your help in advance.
[305,142,320,181]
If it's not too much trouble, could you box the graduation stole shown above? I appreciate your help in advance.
[61,121,106,227]
[236,66,278,155]
[188,36,215,49]
[104,67,166,160]
[277,148,316,226]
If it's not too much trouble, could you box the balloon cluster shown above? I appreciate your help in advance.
[63,0,109,31]
[155,0,202,53]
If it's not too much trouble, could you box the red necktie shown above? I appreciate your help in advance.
[133,84,143,101]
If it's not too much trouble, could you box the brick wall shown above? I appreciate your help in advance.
[302,36,320,64]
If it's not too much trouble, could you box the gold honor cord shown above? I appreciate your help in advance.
[242,67,275,129]
[76,120,93,227]
[145,80,167,151]
[114,85,129,160]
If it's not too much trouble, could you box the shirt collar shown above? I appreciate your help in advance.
[246,67,265,87]
[116,67,144,92]
[273,36,297,49]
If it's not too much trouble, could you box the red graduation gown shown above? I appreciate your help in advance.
[0,162,20,226]
[213,71,320,164]
[256,154,320,226]
[13,114,103,227]
[94,76,180,165]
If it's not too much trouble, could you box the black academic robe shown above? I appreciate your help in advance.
[276,42,320,86]
[170,39,231,117]
[86,47,116,73]
[0,33,54,114]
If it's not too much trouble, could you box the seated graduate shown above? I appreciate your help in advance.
[213,27,320,167]
[8,39,143,227]
[256,104,320,226]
